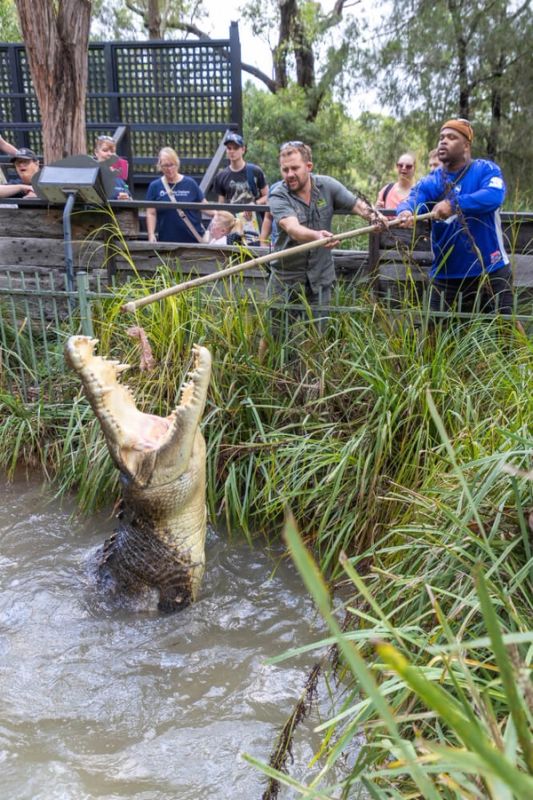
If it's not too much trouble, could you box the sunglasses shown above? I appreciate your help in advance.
[397,162,414,169]
[279,140,304,151]
[97,135,115,142]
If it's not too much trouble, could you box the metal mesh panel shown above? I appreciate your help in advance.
[87,46,109,123]
[0,32,241,185]
[113,43,231,122]
[0,49,14,122]
[17,49,40,123]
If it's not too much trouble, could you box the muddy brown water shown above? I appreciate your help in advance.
[0,475,330,799]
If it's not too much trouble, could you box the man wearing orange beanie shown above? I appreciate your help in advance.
[396,118,512,315]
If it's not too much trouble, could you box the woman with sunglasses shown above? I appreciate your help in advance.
[376,153,416,210]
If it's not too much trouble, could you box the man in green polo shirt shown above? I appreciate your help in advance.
[268,141,385,330]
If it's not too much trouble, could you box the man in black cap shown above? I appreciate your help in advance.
[213,132,268,243]
[0,148,39,198]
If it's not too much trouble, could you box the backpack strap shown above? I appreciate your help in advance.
[245,163,259,199]
[161,176,204,243]
[245,162,266,225]
[382,182,394,204]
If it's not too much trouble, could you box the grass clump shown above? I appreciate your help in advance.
[0,269,532,565]
[248,427,532,798]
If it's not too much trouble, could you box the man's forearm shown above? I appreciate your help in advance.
[353,198,381,221]
[281,219,326,243]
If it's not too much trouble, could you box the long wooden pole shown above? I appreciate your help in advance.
[122,212,434,313]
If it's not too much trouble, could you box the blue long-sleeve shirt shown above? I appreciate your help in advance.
[396,159,509,279]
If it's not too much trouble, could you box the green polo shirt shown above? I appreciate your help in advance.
[269,174,357,291]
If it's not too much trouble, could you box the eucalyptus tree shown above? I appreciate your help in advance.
[241,0,362,120]
[14,0,92,162]
[91,0,207,40]
[374,0,533,187]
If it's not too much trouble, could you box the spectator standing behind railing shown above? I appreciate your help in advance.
[397,118,513,315]
[93,135,129,181]
[214,133,268,245]
[146,147,207,244]
[376,153,417,210]
[93,135,130,199]
[428,148,442,172]
[0,148,39,198]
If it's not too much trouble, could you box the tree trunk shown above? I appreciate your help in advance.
[291,11,315,90]
[273,0,293,89]
[447,0,470,118]
[147,0,162,39]
[14,0,91,163]
[273,0,316,92]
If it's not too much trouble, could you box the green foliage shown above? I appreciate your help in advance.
[244,84,430,200]
[248,442,533,796]
[0,0,20,40]
[243,82,362,187]
[372,0,533,201]
[242,0,360,104]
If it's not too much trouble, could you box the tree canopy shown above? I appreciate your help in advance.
[372,0,533,191]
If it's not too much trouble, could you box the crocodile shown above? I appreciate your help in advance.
[65,336,212,612]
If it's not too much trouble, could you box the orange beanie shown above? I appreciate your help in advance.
[440,119,474,143]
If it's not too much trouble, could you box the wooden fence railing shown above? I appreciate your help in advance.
[0,201,531,304]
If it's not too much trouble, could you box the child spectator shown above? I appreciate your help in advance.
[0,148,39,198]
[94,135,130,199]
[204,211,244,245]
[94,135,129,181]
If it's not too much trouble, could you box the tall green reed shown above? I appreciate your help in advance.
[247,427,532,797]
[1,268,532,569]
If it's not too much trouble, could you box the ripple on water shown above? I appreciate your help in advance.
[0,476,327,799]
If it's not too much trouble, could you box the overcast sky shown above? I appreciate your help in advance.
[201,3,272,80]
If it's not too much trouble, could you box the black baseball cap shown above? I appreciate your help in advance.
[10,148,38,162]
[223,132,245,147]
